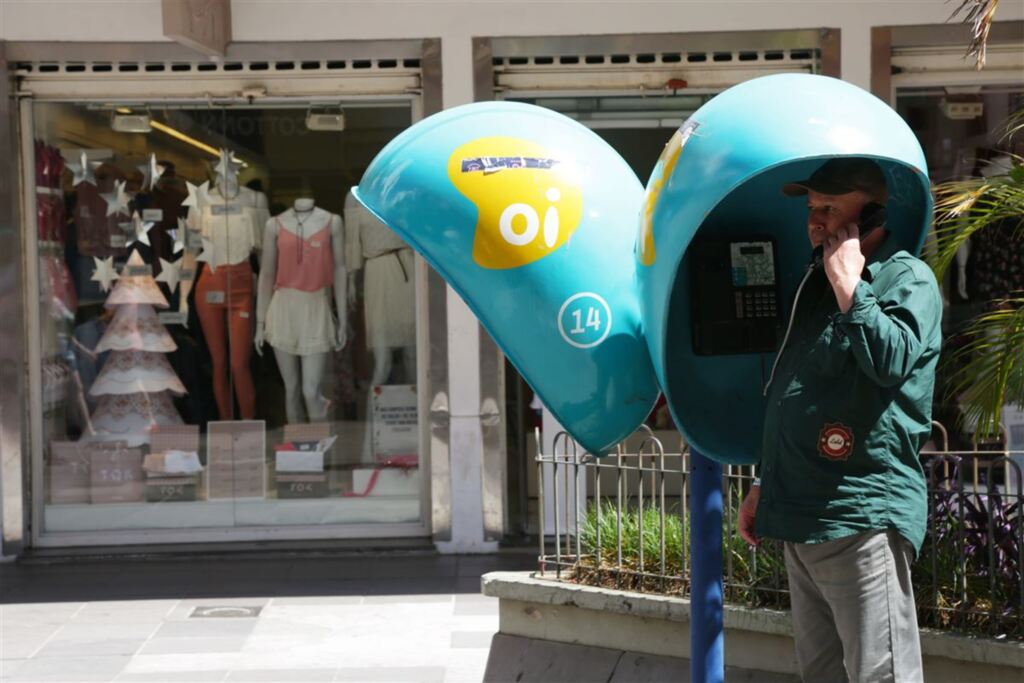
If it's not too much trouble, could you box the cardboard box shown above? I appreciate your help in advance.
[145,475,199,503]
[49,442,90,504]
[275,450,325,473]
[88,442,144,504]
[207,421,266,500]
[274,435,335,474]
[275,473,328,499]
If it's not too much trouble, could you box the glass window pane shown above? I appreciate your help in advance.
[34,100,421,539]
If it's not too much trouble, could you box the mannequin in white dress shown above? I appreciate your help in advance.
[255,198,347,424]
[344,189,416,459]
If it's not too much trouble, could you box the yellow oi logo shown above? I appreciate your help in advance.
[448,137,583,270]
[637,120,698,267]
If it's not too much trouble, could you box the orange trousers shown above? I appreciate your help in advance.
[195,261,256,420]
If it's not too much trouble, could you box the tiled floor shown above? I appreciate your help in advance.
[0,551,535,682]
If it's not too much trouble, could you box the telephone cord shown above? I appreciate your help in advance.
[763,262,819,397]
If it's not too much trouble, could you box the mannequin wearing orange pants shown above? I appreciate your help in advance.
[195,261,256,420]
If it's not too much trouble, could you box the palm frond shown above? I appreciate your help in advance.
[1002,108,1024,144]
[947,0,1001,70]
[927,170,1024,282]
[944,299,1024,439]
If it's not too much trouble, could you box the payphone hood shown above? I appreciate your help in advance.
[352,101,660,456]
[638,73,931,464]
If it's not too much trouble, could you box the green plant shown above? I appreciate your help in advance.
[928,136,1024,439]
[571,489,789,608]
[913,473,1023,639]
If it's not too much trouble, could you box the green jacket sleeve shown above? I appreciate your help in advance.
[838,272,941,388]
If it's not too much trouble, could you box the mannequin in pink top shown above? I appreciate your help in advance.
[255,198,347,423]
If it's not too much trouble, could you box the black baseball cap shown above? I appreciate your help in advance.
[782,157,888,203]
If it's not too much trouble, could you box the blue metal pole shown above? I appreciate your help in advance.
[690,448,724,683]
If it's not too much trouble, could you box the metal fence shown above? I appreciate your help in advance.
[535,422,1024,640]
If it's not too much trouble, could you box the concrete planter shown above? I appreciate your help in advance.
[481,571,1024,683]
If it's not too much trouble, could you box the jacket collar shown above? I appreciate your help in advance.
[862,229,898,283]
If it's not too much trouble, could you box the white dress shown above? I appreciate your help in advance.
[344,190,415,349]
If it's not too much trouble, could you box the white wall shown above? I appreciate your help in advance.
[3,1,1023,90]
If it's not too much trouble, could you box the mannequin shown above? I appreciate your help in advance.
[344,189,416,460]
[255,198,347,423]
[179,173,269,420]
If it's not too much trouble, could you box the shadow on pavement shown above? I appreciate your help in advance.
[1,550,537,604]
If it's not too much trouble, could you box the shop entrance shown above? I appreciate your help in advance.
[20,54,434,547]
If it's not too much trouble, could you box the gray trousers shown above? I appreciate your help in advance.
[784,529,923,683]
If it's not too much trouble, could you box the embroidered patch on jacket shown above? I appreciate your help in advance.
[818,422,854,461]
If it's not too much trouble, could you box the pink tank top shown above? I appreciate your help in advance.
[274,218,334,292]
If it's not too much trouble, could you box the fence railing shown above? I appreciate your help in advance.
[535,422,1024,640]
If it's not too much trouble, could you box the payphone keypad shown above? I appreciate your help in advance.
[737,289,779,319]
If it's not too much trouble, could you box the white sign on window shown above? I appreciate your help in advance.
[371,384,418,462]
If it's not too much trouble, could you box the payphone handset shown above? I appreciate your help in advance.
[690,237,782,356]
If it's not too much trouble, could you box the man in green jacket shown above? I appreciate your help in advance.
[738,158,942,682]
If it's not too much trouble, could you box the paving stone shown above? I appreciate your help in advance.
[120,654,242,675]
[137,637,248,655]
[224,669,335,682]
[265,596,363,607]
[334,667,445,682]
[0,659,28,682]
[3,654,128,682]
[152,621,257,639]
[452,600,497,616]
[0,633,61,660]
[73,601,178,622]
[450,631,495,649]
[361,594,453,605]
[115,670,229,682]
[34,637,147,658]
[50,623,160,641]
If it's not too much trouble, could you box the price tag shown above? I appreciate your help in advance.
[179,268,195,281]
[205,291,226,305]
[109,234,127,248]
[142,209,163,222]
[158,312,187,326]
[211,204,242,216]
[187,231,204,248]
[126,265,152,277]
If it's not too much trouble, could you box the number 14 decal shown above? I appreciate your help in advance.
[557,292,613,350]
[569,307,602,335]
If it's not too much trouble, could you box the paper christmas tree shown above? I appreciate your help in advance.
[88,251,185,446]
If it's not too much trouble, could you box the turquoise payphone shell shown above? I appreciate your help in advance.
[640,73,932,464]
[354,74,933,465]
[352,101,660,456]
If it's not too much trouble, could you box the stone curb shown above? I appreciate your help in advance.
[482,571,1024,669]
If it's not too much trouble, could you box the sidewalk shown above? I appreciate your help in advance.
[0,549,535,683]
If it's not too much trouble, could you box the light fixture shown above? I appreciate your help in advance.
[305,106,346,131]
[112,111,152,133]
[939,97,984,121]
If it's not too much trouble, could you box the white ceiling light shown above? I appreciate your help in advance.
[306,108,346,131]
[111,112,152,133]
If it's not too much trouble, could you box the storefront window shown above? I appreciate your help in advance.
[896,85,1024,454]
[33,100,423,538]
